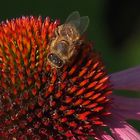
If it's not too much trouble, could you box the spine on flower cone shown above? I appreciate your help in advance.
[0,16,112,139]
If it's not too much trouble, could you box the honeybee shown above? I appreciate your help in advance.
[47,11,89,68]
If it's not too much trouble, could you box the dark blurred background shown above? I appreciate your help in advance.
[0,0,140,135]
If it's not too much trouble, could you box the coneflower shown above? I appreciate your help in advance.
[0,13,139,140]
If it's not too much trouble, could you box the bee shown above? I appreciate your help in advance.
[47,11,89,68]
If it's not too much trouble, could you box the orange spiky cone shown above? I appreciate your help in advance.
[0,16,112,140]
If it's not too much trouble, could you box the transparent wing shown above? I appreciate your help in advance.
[64,11,81,30]
[77,16,89,34]
[63,11,89,35]
[65,11,80,23]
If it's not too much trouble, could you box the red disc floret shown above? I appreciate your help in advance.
[0,16,112,140]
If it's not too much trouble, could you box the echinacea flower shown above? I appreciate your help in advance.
[0,13,139,140]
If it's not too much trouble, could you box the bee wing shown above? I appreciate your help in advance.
[65,11,80,23]
[65,11,89,35]
[78,16,89,34]
[64,11,81,30]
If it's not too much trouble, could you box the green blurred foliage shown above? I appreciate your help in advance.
[0,0,140,137]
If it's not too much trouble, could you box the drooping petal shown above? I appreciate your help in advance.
[110,65,140,91]
[95,129,114,140]
[106,114,140,140]
[111,95,140,120]
[100,132,114,140]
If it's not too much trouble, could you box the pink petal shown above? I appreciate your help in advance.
[111,95,140,120]
[106,114,140,140]
[110,65,140,91]
[95,129,114,140]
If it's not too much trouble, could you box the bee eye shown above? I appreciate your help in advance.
[48,53,63,68]
[56,42,68,54]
